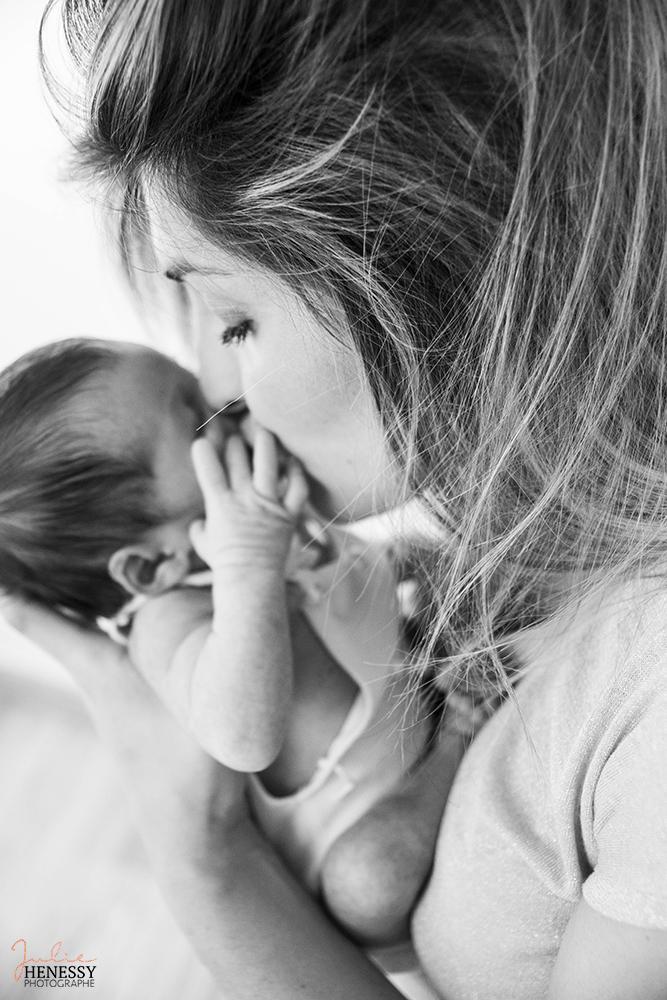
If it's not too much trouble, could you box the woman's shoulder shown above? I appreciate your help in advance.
[415,582,667,997]
[513,576,667,702]
[128,586,213,666]
[442,578,667,878]
[482,577,667,799]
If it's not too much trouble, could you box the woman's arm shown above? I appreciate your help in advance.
[549,900,667,1000]
[161,817,406,1000]
[6,600,407,1000]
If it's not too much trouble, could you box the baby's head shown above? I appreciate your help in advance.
[0,338,211,624]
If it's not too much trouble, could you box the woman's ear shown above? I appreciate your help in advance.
[108,545,190,597]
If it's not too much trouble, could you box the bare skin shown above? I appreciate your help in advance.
[320,730,464,947]
[128,420,461,948]
[3,599,409,1000]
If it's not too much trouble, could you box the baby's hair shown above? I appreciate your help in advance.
[42,0,667,696]
[0,339,159,623]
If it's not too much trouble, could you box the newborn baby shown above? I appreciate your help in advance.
[0,338,459,960]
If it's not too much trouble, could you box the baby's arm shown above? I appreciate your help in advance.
[186,430,307,769]
[132,430,308,771]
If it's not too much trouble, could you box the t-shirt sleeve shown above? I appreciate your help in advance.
[582,684,667,928]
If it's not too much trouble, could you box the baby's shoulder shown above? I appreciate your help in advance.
[128,586,213,664]
[132,585,213,624]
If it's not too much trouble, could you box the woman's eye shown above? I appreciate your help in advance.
[219,319,253,346]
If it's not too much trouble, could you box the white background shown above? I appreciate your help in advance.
[0,6,219,997]
[0,0,151,680]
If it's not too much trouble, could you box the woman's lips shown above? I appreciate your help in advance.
[238,413,335,517]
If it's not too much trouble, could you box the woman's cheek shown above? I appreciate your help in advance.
[249,373,358,445]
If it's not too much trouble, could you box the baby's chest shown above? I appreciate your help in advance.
[260,608,357,796]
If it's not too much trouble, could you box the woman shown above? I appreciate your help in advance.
[18,0,667,996]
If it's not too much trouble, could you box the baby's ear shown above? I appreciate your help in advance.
[108,545,190,597]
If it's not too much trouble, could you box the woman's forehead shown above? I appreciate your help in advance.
[143,192,312,314]
[145,193,237,275]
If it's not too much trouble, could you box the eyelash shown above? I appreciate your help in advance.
[220,319,253,346]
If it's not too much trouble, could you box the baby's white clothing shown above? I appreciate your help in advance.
[250,524,437,1000]
[112,522,429,884]
[114,521,434,998]
[249,524,428,892]
[412,579,667,999]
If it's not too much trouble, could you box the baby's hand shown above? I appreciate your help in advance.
[189,428,308,574]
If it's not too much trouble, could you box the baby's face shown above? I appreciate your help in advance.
[101,345,213,558]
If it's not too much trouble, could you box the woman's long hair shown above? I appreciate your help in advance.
[43,0,667,701]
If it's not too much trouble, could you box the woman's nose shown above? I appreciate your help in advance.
[194,306,245,412]
[198,358,244,412]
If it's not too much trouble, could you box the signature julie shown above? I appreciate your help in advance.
[11,939,97,982]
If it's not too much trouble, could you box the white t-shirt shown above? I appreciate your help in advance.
[412,579,667,999]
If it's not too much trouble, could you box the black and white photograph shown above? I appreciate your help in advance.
[1,2,667,998]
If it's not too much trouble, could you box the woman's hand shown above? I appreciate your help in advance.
[4,599,407,999]
[3,599,248,866]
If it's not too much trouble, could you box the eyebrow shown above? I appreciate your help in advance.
[164,262,230,282]
[164,262,192,282]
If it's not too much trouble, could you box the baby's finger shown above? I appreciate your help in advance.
[224,435,252,491]
[191,438,228,502]
[188,519,209,563]
[252,427,280,501]
[203,415,228,457]
[282,458,309,518]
